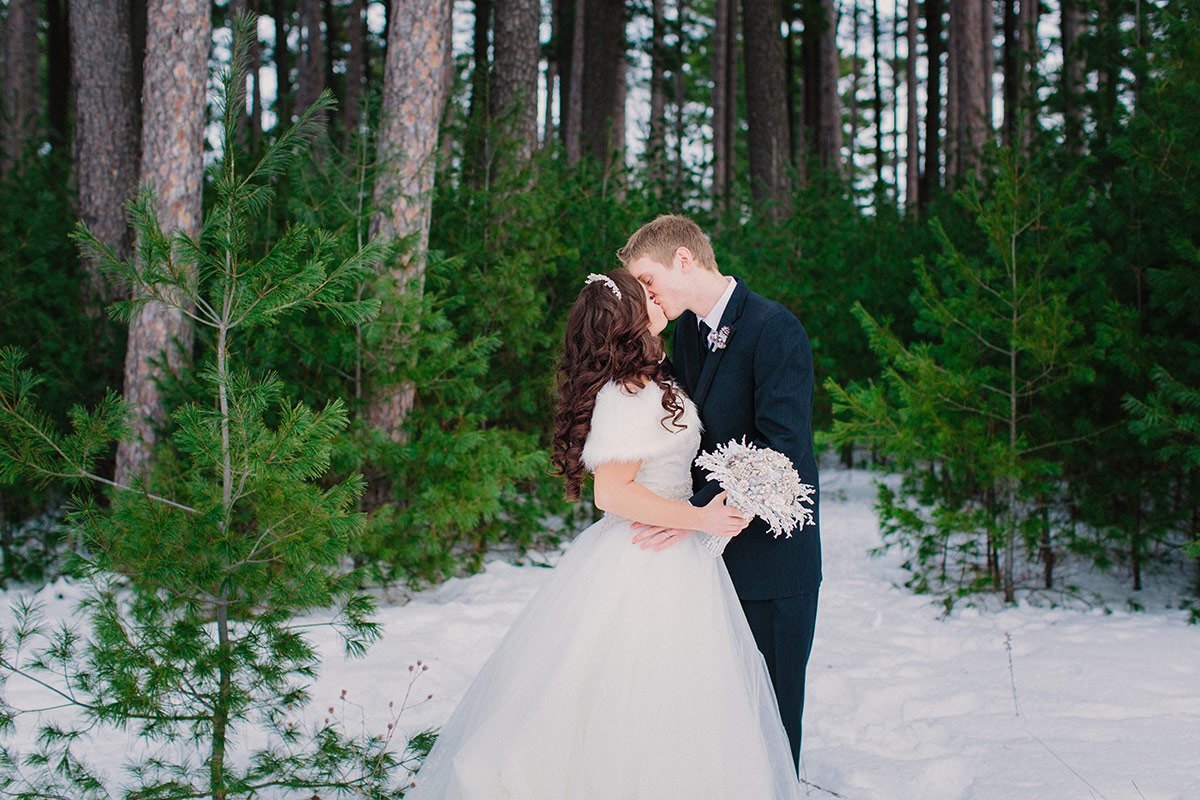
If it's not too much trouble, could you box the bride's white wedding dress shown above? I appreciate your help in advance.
[404,380,803,799]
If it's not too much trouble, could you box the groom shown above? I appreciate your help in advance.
[618,214,821,772]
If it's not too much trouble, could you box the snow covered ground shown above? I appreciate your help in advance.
[4,466,1199,799]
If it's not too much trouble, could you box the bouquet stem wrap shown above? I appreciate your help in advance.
[694,438,816,558]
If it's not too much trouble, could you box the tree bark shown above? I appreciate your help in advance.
[981,0,995,137]
[947,0,988,182]
[117,0,209,483]
[802,0,842,175]
[1,0,40,172]
[672,0,684,193]
[849,0,860,166]
[723,0,736,195]
[1061,0,1084,155]
[712,0,735,201]
[579,0,624,166]
[344,0,366,142]
[322,0,337,98]
[742,0,792,219]
[648,0,667,189]
[365,0,451,451]
[465,0,492,184]
[564,0,584,164]
[905,0,919,213]
[1002,0,1015,146]
[46,0,72,152]
[1016,0,1037,156]
[919,0,944,206]
[492,0,541,163]
[295,0,325,114]
[130,0,148,126]
[69,0,140,311]
[946,0,959,176]
[543,5,557,146]
[610,44,626,165]
[272,0,292,126]
[871,0,884,194]
[816,0,843,174]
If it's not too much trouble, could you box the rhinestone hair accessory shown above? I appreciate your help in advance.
[584,273,622,300]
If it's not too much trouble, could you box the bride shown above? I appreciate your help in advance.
[403,268,803,799]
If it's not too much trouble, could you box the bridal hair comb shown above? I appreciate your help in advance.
[584,273,622,300]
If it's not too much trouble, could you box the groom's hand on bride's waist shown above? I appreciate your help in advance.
[631,524,695,551]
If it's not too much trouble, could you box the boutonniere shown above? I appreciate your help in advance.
[707,325,731,352]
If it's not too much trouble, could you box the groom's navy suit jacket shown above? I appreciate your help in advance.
[673,278,821,601]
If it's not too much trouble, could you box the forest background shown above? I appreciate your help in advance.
[0,0,1197,793]
[2,0,1198,604]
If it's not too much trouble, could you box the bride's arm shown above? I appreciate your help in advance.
[593,460,745,538]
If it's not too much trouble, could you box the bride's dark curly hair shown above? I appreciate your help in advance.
[550,267,687,500]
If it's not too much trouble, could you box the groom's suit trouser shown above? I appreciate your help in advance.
[740,589,820,773]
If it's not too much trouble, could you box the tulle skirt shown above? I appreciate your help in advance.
[404,513,803,800]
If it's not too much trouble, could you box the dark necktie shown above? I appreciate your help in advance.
[697,321,711,368]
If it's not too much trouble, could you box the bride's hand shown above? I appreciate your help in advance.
[700,491,750,538]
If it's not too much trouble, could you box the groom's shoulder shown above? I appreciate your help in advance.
[742,287,803,330]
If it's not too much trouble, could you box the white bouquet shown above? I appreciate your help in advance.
[694,438,816,558]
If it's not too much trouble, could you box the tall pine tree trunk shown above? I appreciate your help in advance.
[610,44,627,170]
[742,0,792,220]
[816,0,843,175]
[981,0,995,137]
[947,0,988,182]
[492,0,541,163]
[272,0,292,126]
[69,0,140,312]
[1002,0,1016,146]
[117,0,210,484]
[295,0,325,114]
[919,0,943,207]
[564,0,585,164]
[785,2,798,167]
[343,0,366,144]
[648,0,667,189]
[466,0,491,184]
[544,6,558,146]
[871,0,884,195]
[849,0,860,167]
[1016,0,1037,156]
[130,0,148,128]
[804,0,841,176]
[946,0,960,177]
[1,0,39,173]
[321,0,337,98]
[672,0,685,194]
[712,0,733,202]
[46,0,71,152]
[580,0,624,166]
[905,0,919,212]
[1061,0,1084,155]
[365,0,450,460]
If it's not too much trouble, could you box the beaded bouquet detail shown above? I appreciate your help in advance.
[694,438,816,557]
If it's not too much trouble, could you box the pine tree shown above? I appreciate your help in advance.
[0,20,419,797]
[828,152,1099,603]
[1125,368,1200,560]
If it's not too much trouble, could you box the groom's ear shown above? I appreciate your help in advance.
[675,246,694,271]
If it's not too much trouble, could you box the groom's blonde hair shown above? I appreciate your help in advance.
[616,214,718,272]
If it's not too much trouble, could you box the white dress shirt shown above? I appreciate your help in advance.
[699,276,737,333]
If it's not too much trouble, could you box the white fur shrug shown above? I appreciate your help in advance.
[580,381,700,471]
